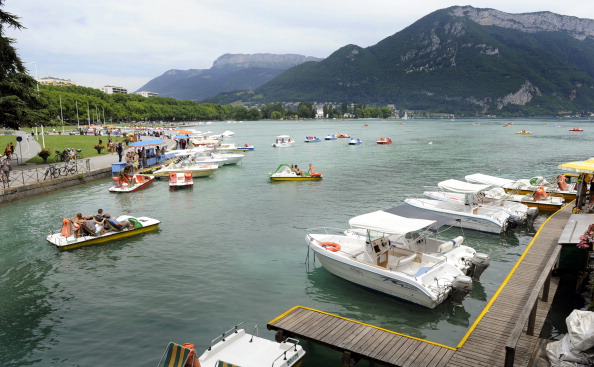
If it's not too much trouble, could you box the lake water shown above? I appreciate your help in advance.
[1,118,592,367]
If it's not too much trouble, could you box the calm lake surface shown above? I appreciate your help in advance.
[1,118,592,367]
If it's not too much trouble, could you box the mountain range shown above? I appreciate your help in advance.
[209,7,594,116]
[135,53,321,101]
[142,6,594,116]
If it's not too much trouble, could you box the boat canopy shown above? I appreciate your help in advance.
[558,158,594,173]
[129,139,166,147]
[348,210,435,235]
[384,204,456,232]
[276,135,291,138]
[465,173,515,187]
[438,179,491,193]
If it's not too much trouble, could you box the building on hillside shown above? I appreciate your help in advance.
[315,105,324,119]
[136,91,159,97]
[38,77,77,87]
[102,85,128,94]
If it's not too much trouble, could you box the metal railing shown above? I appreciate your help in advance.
[504,244,561,367]
[1,159,91,190]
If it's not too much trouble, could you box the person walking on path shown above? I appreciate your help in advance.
[116,142,123,162]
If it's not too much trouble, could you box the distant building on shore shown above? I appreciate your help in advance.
[136,91,159,97]
[102,85,128,94]
[38,77,77,87]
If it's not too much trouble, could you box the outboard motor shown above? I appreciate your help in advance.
[451,275,473,304]
[526,207,539,222]
[469,253,490,281]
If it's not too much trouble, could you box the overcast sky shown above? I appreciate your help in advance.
[5,0,593,92]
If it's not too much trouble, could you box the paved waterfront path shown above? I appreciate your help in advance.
[10,134,175,172]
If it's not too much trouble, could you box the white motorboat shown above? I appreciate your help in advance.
[211,152,244,165]
[404,179,520,234]
[466,172,577,201]
[423,179,537,223]
[157,323,306,367]
[152,155,218,178]
[305,208,490,308]
[272,135,294,147]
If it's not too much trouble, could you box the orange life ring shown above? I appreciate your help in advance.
[320,242,341,252]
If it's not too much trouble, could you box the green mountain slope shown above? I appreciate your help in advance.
[207,6,594,116]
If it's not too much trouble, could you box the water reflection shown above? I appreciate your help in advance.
[304,265,472,341]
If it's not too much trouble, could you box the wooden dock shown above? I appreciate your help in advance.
[268,204,574,367]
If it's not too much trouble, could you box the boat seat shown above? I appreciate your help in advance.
[156,342,194,367]
[216,361,241,367]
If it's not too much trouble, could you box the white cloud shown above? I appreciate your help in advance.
[5,0,594,91]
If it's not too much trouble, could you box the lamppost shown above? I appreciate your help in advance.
[27,61,39,92]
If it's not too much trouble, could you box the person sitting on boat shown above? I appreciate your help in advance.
[103,214,124,231]
[94,208,104,221]
[533,186,547,201]
[308,164,316,175]
[557,174,568,191]
[294,165,304,176]
[73,213,85,237]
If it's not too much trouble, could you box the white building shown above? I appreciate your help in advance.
[136,91,159,97]
[102,85,128,94]
[38,77,76,86]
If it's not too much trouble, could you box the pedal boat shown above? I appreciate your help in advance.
[269,163,322,181]
[158,323,305,367]
[108,174,154,193]
[46,215,160,251]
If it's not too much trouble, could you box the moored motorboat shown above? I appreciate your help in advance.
[324,134,337,140]
[304,136,320,143]
[157,323,305,367]
[47,215,160,251]
[376,137,393,144]
[405,179,522,234]
[305,208,489,308]
[570,127,584,132]
[108,173,154,193]
[269,163,322,181]
[336,133,350,138]
[423,179,537,223]
[169,171,193,190]
[348,138,362,145]
[152,155,219,178]
[515,129,533,135]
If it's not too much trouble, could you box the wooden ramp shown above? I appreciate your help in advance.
[267,306,455,366]
[268,205,573,367]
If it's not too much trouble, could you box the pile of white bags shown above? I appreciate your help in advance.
[547,310,594,366]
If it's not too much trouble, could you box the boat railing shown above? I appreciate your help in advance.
[207,322,245,351]
[271,337,301,367]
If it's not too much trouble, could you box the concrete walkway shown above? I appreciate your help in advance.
[10,133,175,172]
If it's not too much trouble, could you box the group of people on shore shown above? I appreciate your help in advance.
[72,208,133,238]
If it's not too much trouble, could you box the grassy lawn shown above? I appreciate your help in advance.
[0,130,128,164]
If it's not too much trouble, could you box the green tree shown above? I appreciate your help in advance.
[0,1,49,129]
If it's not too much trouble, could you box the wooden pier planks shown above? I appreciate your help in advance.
[268,205,572,367]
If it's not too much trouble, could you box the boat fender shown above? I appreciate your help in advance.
[320,242,341,252]
[181,343,201,367]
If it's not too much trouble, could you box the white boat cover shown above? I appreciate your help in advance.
[348,210,435,235]
[384,204,456,231]
[465,173,515,187]
[438,179,491,193]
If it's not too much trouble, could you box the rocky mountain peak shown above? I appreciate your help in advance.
[212,53,322,69]
[449,6,594,40]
